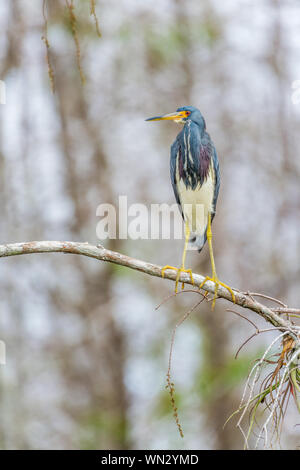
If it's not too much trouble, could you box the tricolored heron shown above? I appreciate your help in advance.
[146,106,235,307]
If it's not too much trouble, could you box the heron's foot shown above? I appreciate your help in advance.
[199,275,235,310]
[161,265,194,293]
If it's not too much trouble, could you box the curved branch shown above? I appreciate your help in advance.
[0,240,299,341]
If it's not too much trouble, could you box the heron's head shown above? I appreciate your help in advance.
[146,106,205,129]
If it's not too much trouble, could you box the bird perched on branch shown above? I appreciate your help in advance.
[146,106,235,308]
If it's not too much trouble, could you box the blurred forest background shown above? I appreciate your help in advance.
[0,0,300,450]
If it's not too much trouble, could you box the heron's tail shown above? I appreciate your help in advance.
[188,211,215,252]
[189,230,207,253]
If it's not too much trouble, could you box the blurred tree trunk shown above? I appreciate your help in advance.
[46,0,129,449]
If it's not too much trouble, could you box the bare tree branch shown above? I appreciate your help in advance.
[0,240,299,342]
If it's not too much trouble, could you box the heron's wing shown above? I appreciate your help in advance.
[211,147,220,216]
[190,127,220,215]
[170,138,183,218]
[170,127,220,225]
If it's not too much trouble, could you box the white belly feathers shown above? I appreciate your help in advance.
[177,165,215,237]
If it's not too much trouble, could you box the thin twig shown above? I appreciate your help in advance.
[41,0,55,92]
[155,288,204,311]
[227,308,259,331]
[165,297,205,438]
[66,0,85,84]
[244,292,287,308]
[90,0,101,37]
[235,327,295,360]
[271,307,300,315]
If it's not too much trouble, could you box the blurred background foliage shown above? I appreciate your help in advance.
[0,0,299,449]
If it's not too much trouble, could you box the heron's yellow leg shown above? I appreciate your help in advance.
[199,213,235,309]
[161,222,194,293]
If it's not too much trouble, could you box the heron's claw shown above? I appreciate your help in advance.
[199,275,235,310]
[161,265,194,293]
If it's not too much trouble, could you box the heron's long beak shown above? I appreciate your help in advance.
[145,111,187,122]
